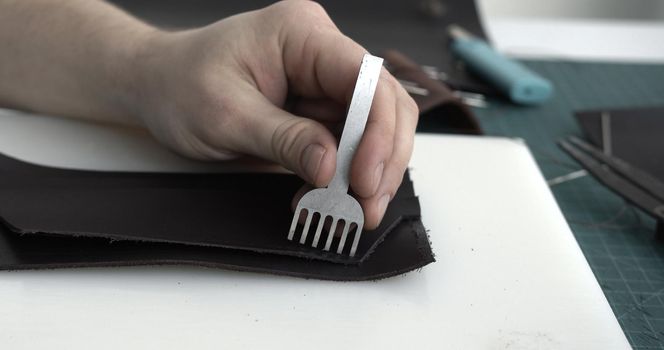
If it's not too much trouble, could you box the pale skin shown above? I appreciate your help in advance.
[0,0,418,229]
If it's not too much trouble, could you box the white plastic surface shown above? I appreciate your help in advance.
[484,18,664,63]
[0,110,630,349]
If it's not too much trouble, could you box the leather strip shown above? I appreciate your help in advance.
[0,152,434,280]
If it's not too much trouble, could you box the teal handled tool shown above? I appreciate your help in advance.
[448,25,553,105]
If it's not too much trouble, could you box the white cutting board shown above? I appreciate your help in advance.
[0,109,630,349]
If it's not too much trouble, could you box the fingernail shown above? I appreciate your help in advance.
[302,144,326,184]
[372,162,384,195]
[377,194,391,223]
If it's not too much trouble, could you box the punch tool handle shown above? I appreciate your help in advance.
[449,25,553,105]
[328,54,383,192]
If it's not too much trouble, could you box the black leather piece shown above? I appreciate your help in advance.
[576,107,664,180]
[0,153,434,280]
[0,220,431,281]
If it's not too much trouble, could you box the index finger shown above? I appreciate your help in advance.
[279,11,406,187]
[277,3,368,103]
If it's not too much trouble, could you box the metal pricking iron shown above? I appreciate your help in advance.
[287,53,383,257]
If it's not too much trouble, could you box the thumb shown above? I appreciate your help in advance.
[226,92,338,187]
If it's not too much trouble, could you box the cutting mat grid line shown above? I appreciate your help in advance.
[473,60,664,349]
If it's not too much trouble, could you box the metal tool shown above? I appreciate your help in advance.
[397,79,429,96]
[287,54,383,257]
[421,65,449,82]
[397,78,489,108]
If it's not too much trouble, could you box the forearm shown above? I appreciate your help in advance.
[0,0,418,229]
[0,0,156,125]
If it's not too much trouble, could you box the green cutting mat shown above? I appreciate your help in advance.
[471,60,664,349]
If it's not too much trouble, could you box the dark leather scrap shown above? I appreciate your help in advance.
[384,49,482,135]
[0,152,434,281]
[576,106,664,180]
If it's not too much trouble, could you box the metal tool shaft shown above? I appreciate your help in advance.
[327,55,384,193]
[288,53,383,257]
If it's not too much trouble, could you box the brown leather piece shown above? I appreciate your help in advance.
[0,152,434,280]
[384,49,482,135]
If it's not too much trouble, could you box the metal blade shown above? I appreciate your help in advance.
[349,221,364,257]
[287,208,301,241]
[298,210,314,244]
[323,218,339,251]
[311,215,326,248]
[336,221,350,254]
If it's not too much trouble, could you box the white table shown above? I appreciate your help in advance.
[0,110,630,349]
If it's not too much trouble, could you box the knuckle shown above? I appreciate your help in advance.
[302,0,328,16]
[366,115,394,138]
[274,0,332,24]
[389,169,407,195]
[195,94,239,147]
[403,95,419,116]
[297,0,330,20]
[395,148,412,169]
[163,120,224,161]
[270,118,312,166]
[395,142,414,171]
[379,186,398,207]
[383,74,400,91]
[384,74,419,117]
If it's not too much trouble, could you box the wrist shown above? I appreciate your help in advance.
[112,26,169,128]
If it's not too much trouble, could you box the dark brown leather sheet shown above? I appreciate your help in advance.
[576,106,664,180]
[0,152,434,281]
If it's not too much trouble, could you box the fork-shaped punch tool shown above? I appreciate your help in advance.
[287,53,383,257]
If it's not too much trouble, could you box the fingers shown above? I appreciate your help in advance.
[272,2,419,229]
[275,3,367,103]
[359,81,419,230]
[291,183,313,211]
[200,85,338,187]
[289,97,346,124]
[291,82,418,231]
[350,69,397,198]
[290,86,417,231]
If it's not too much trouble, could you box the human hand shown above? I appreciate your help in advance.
[133,1,418,229]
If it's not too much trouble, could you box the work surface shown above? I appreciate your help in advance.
[472,59,664,349]
[0,110,628,349]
